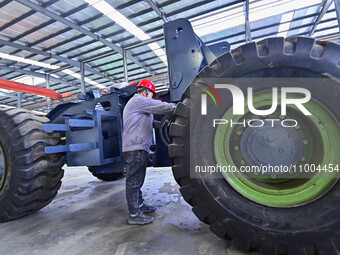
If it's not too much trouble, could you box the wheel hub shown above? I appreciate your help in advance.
[214,91,340,207]
[240,120,303,175]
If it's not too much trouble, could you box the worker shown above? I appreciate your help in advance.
[122,79,176,225]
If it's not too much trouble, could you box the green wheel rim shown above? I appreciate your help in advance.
[214,92,340,207]
[0,144,6,190]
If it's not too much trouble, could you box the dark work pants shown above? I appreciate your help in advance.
[123,150,148,215]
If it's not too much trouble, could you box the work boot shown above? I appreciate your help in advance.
[139,203,156,213]
[128,212,154,225]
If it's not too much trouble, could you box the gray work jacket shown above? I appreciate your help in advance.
[122,93,176,153]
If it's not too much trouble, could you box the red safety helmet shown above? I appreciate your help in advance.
[136,79,157,97]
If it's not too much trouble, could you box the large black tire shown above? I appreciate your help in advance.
[169,37,340,254]
[89,166,125,181]
[0,106,65,222]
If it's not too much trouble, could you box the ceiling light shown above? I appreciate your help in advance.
[84,0,167,66]
[93,1,116,16]
[0,53,105,89]
[0,53,59,69]
[61,69,105,88]
[85,0,151,41]
[148,42,167,66]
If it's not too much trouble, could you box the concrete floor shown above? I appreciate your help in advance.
[0,167,254,255]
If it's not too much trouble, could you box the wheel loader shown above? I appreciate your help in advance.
[0,18,339,255]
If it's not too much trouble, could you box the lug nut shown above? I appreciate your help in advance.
[234,145,239,151]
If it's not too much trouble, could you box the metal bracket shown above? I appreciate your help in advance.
[45,143,97,154]
[44,123,68,131]
[69,119,94,128]
[69,143,97,152]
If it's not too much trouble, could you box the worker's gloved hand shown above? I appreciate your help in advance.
[100,82,130,96]
[152,120,161,129]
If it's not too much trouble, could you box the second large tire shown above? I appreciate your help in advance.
[0,106,65,222]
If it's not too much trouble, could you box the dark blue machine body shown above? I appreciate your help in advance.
[43,18,229,175]
[164,18,229,102]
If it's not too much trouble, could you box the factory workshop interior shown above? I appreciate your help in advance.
[0,0,340,255]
